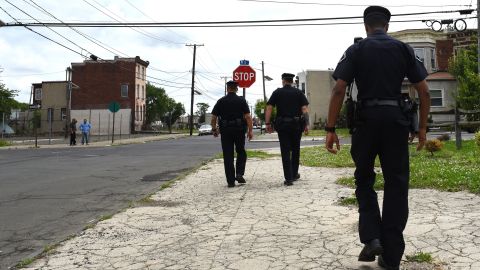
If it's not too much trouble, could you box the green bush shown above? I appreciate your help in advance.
[0,139,10,147]
[475,131,480,147]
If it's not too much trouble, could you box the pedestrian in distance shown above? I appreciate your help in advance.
[211,80,254,188]
[79,118,92,145]
[265,73,309,186]
[69,118,77,146]
[325,6,430,270]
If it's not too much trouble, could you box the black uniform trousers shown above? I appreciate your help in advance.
[277,127,303,182]
[220,127,247,185]
[350,106,410,267]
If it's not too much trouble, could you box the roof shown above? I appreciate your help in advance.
[71,56,149,67]
[426,71,456,81]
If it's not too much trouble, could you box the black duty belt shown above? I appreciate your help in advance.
[361,99,399,107]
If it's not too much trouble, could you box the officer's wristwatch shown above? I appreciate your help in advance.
[324,126,336,133]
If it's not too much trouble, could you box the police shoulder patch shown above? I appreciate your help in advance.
[338,52,347,63]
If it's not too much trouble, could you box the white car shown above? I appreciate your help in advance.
[198,124,213,136]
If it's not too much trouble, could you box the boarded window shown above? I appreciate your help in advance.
[121,84,128,97]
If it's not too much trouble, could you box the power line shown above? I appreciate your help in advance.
[4,8,473,27]
[26,0,130,58]
[237,0,472,8]
[4,0,96,57]
[0,6,86,58]
[81,0,184,45]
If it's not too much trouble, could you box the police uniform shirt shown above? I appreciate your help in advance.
[332,31,428,100]
[267,85,309,117]
[212,92,250,121]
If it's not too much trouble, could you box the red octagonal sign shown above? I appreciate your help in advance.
[233,65,256,88]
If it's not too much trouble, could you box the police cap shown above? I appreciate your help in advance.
[281,73,295,80]
[226,80,238,87]
[363,6,391,23]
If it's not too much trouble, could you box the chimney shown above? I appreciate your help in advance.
[436,40,453,72]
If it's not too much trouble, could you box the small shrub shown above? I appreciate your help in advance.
[475,131,480,147]
[436,133,451,141]
[0,139,10,147]
[406,252,433,263]
[425,139,443,156]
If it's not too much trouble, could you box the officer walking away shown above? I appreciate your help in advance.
[79,118,92,145]
[325,6,430,270]
[265,73,309,186]
[211,81,254,188]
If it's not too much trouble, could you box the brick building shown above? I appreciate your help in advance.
[71,56,149,133]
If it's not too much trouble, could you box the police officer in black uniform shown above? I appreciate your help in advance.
[265,73,309,186]
[325,6,430,270]
[211,81,253,188]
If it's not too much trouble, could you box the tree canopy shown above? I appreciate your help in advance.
[145,83,185,132]
[195,102,210,124]
[0,83,27,114]
[449,44,480,112]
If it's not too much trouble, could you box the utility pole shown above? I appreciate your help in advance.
[186,44,204,136]
[220,76,229,95]
[261,61,267,102]
[478,0,480,74]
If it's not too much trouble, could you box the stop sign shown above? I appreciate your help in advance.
[233,65,256,88]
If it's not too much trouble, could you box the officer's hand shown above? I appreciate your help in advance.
[213,129,219,138]
[247,130,253,141]
[304,126,309,136]
[325,132,340,154]
[408,132,416,143]
[416,128,427,151]
[266,125,273,134]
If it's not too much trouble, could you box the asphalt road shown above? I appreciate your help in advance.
[0,135,320,269]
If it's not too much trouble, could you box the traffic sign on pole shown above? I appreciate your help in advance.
[233,65,256,88]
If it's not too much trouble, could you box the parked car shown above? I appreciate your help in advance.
[198,124,213,136]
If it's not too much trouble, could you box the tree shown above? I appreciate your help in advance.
[449,44,480,121]
[0,83,25,115]
[161,97,185,133]
[196,102,210,124]
[254,99,276,122]
[145,83,169,128]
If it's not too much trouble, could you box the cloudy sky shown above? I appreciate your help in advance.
[0,0,476,112]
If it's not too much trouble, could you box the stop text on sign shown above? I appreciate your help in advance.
[234,72,255,81]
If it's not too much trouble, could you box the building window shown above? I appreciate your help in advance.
[61,108,67,120]
[430,48,436,70]
[301,82,306,94]
[142,67,146,80]
[414,48,425,63]
[34,88,42,101]
[142,85,145,99]
[121,84,128,97]
[137,65,140,79]
[430,89,443,107]
[136,84,139,98]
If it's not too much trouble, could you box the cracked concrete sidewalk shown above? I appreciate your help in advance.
[26,156,480,270]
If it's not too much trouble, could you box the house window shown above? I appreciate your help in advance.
[34,88,42,100]
[136,84,139,98]
[142,66,146,80]
[142,85,145,99]
[430,89,443,107]
[121,84,128,97]
[414,48,425,64]
[301,82,306,94]
[137,65,140,79]
[430,48,436,70]
[61,108,67,120]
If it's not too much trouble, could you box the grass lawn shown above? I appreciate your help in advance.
[301,140,480,193]
[305,128,350,138]
[216,149,279,159]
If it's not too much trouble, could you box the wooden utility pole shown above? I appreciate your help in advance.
[186,44,204,136]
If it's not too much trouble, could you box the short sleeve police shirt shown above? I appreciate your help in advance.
[332,31,428,100]
[267,85,309,117]
[211,93,250,120]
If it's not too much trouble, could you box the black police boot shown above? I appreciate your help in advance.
[358,239,383,262]
[293,173,300,181]
[236,176,246,184]
[378,255,400,270]
[284,180,293,186]
[227,182,236,188]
